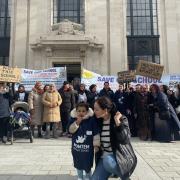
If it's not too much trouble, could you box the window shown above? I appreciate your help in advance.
[127,0,160,70]
[0,0,11,37]
[53,0,85,26]
[127,0,158,36]
[0,57,9,66]
[0,0,11,66]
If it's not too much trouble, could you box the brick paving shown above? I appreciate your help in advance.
[0,137,180,180]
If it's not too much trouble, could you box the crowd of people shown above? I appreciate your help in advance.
[0,80,180,180]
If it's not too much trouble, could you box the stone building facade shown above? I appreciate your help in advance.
[6,0,180,81]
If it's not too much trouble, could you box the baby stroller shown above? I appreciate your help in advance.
[9,101,33,144]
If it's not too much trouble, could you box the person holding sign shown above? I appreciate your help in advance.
[0,82,13,143]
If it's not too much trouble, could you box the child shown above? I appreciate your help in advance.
[68,102,100,180]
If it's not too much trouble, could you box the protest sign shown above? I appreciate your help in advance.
[117,70,136,83]
[136,60,164,80]
[0,66,21,83]
[15,67,66,91]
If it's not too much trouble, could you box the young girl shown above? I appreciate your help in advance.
[68,102,100,180]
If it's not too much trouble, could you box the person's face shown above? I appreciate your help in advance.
[18,87,25,93]
[36,83,42,90]
[94,102,107,119]
[77,106,88,118]
[45,86,50,92]
[167,90,173,95]
[64,84,70,89]
[49,85,55,91]
[80,85,85,91]
[0,83,5,92]
[104,83,109,90]
[150,86,156,94]
[143,86,148,93]
[140,86,144,93]
[92,86,97,92]
[160,85,164,92]
[119,85,123,91]
[135,85,140,92]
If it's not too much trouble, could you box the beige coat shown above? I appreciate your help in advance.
[42,91,62,123]
[28,90,43,126]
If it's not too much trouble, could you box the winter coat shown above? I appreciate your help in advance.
[42,91,62,123]
[99,88,114,101]
[77,89,90,103]
[0,92,12,118]
[58,88,75,112]
[28,90,43,125]
[88,91,99,109]
[154,92,180,131]
[134,92,150,129]
[14,92,29,103]
[95,115,137,179]
[113,90,127,115]
[68,108,100,172]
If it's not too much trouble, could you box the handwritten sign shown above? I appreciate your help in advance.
[0,66,21,83]
[117,70,136,83]
[136,60,164,80]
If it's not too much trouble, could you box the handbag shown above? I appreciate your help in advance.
[115,143,137,179]
[159,110,171,120]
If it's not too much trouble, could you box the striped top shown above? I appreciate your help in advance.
[100,119,113,156]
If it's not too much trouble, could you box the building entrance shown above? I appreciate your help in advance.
[53,63,81,83]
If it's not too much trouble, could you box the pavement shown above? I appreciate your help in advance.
[0,137,180,180]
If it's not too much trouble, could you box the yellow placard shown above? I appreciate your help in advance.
[136,60,164,80]
[0,66,21,83]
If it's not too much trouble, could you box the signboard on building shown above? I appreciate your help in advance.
[136,60,164,80]
[15,67,67,91]
[0,66,21,83]
[117,70,136,83]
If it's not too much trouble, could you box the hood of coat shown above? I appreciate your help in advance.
[70,107,94,120]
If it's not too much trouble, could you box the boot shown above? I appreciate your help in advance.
[38,125,42,138]
[52,123,58,139]
[45,123,50,139]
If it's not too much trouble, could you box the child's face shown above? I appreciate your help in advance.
[77,106,88,118]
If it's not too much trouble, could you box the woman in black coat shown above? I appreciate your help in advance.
[150,84,180,142]
[92,97,137,180]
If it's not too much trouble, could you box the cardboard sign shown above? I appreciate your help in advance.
[117,70,136,83]
[0,66,21,83]
[136,60,164,80]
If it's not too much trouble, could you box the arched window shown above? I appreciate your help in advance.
[127,0,160,70]
[53,0,85,26]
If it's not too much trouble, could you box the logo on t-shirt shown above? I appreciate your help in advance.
[76,135,87,144]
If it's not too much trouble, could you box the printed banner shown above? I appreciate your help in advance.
[0,66,21,83]
[15,67,67,91]
[136,60,164,80]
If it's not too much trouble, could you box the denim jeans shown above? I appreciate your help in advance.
[77,169,92,180]
[91,154,122,180]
